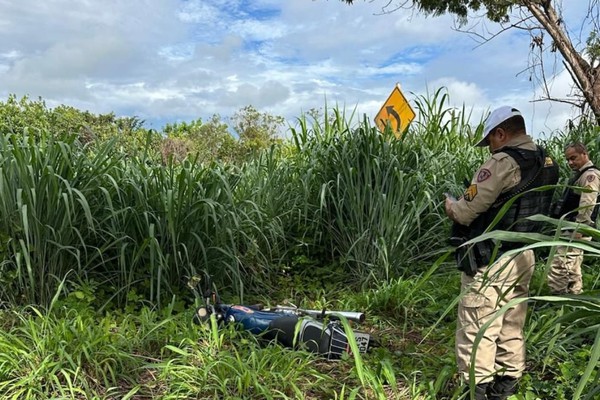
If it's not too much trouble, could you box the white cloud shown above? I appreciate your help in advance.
[0,0,592,136]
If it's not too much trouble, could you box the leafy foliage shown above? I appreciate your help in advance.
[232,105,285,160]
[342,0,517,24]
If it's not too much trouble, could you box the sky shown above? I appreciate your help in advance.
[0,0,593,138]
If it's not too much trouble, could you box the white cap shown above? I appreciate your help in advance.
[475,106,523,147]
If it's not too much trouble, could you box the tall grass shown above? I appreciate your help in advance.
[0,130,271,307]
[0,132,105,305]
[281,92,486,284]
[0,88,524,305]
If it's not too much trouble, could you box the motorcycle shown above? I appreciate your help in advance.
[190,275,373,360]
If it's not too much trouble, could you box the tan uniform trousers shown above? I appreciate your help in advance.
[456,249,535,383]
[547,244,584,294]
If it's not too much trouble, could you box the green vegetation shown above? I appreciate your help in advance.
[0,91,598,399]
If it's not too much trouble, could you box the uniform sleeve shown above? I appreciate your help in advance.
[450,154,520,226]
[575,169,600,225]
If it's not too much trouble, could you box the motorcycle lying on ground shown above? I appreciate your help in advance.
[190,275,374,360]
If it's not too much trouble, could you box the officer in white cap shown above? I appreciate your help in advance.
[445,106,559,399]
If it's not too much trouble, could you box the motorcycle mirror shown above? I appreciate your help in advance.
[187,275,203,290]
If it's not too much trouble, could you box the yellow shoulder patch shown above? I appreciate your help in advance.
[544,157,555,166]
[463,184,478,202]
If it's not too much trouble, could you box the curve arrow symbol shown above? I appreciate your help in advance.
[385,105,401,131]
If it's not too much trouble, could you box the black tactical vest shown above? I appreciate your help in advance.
[467,145,559,249]
[553,165,600,226]
[451,145,559,274]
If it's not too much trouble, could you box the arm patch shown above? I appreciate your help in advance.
[477,168,492,182]
[463,184,478,202]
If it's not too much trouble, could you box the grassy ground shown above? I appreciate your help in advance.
[1,259,597,400]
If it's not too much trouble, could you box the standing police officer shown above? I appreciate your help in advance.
[445,106,558,400]
[548,142,600,294]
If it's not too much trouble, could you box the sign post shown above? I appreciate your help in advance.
[374,83,415,137]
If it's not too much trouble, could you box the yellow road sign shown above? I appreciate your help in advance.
[374,84,415,137]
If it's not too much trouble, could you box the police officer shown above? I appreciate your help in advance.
[548,142,600,294]
[444,106,558,400]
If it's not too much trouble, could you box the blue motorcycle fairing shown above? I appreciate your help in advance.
[221,304,298,335]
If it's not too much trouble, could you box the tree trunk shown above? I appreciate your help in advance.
[525,1,600,122]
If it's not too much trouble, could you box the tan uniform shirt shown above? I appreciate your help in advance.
[574,160,600,226]
[450,135,537,226]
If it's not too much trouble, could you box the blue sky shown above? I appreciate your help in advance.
[0,0,593,137]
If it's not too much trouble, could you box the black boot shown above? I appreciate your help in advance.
[488,376,518,400]
[462,383,489,400]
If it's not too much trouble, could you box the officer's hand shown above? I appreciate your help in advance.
[445,195,457,222]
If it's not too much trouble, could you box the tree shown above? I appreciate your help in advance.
[161,115,237,164]
[160,106,285,165]
[0,94,158,155]
[231,105,285,158]
[343,1,600,122]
